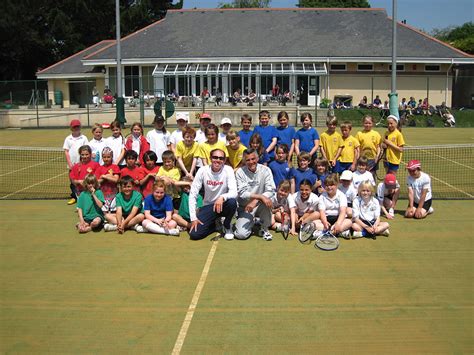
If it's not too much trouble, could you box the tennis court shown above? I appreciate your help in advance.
[0,127,473,352]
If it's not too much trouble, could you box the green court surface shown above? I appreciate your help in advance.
[0,200,472,353]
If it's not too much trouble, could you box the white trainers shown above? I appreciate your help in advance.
[273,222,282,231]
[428,207,434,214]
[339,230,351,239]
[134,225,145,233]
[104,223,117,232]
[381,229,390,237]
[352,231,363,239]
[259,229,272,241]
[388,208,395,217]
[168,228,180,236]
[312,230,324,240]
[224,228,234,240]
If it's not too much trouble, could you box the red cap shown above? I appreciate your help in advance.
[384,173,397,187]
[407,160,421,170]
[200,112,211,120]
[70,119,81,127]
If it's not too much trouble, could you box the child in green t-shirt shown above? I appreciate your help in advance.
[172,177,203,231]
[76,174,105,233]
[104,176,145,233]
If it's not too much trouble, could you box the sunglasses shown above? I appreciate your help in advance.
[211,156,225,161]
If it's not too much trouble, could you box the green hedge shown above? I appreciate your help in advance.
[332,108,474,128]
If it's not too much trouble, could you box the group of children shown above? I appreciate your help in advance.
[66,110,433,239]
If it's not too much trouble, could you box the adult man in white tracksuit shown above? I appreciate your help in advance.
[234,148,276,241]
[189,148,237,240]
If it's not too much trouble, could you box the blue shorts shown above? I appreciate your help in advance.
[336,162,352,174]
[384,162,400,172]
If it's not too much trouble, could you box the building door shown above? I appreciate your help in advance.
[297,76,308,106]
[308,76,320,106]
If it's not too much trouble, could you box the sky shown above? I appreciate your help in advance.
[182,0,473,33]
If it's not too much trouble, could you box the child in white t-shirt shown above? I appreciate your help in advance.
[405,160,434,219]
[377,173,400,219]
[352,156,375,190]
[338,170,357,218]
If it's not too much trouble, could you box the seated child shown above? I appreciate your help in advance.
[95,147,120,215]
[270,180,297,236]
[338,170,357,218]
[352,181,390,239]
[76,174,105,233]
[139,150,160,197]
[156,150,181,210]
[405,160,434,219]
[293,179,321,231]
[142,180,179,235]
[377,173,400,219]
[313,174,352,239]
[104,176,145,233]
[352,156,375,190]
[172,176,203,231]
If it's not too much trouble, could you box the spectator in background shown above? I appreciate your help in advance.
[359,96,369,108]
[372,95,383,109]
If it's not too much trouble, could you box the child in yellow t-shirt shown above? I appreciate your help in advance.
[175,126,199,179]
[319,116,344,172]
[226,130,247,171]
[338,121,360,173]
[197,124,228,165]
[382,115,405,175]
[355,115,381,179]
[156,150,181,209]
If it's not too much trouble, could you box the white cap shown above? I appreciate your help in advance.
[387,114,399,122]
[340,170,353,181]
[176,112,189,122]
[220,117,232,125]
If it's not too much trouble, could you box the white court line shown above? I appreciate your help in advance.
[0,171,68,199]
[0,157,62,177]
[172,240,219,355]
[429,174,474,198]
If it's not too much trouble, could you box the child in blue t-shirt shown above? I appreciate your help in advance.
[250,133,270,165]
[313,158,329,196]
[253,110,278,159]
[294,112,320,161]
[269,143,291,188]
[275,111,296,164]
[290,151,317,193]
[238,113,253,148]
[142,180,179,235]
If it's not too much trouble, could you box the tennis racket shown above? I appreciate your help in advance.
[315,229,339,251]
[359,210,377,240]
[375,137,388,181]
[281,210,290,240]
[298,222,315,244]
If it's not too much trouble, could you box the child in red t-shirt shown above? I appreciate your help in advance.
[95,147,120,214]
[120,150,142,193]
[70,145,100,196]
[139,150,160,198]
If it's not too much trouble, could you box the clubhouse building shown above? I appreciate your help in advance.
[37,8,473,108]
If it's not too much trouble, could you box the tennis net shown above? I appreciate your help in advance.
[0,144,473,200]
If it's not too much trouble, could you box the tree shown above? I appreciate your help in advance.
[298,0,370,8]
[0,0,182,80]
[218,0,270,9]
[431,22,474,55]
